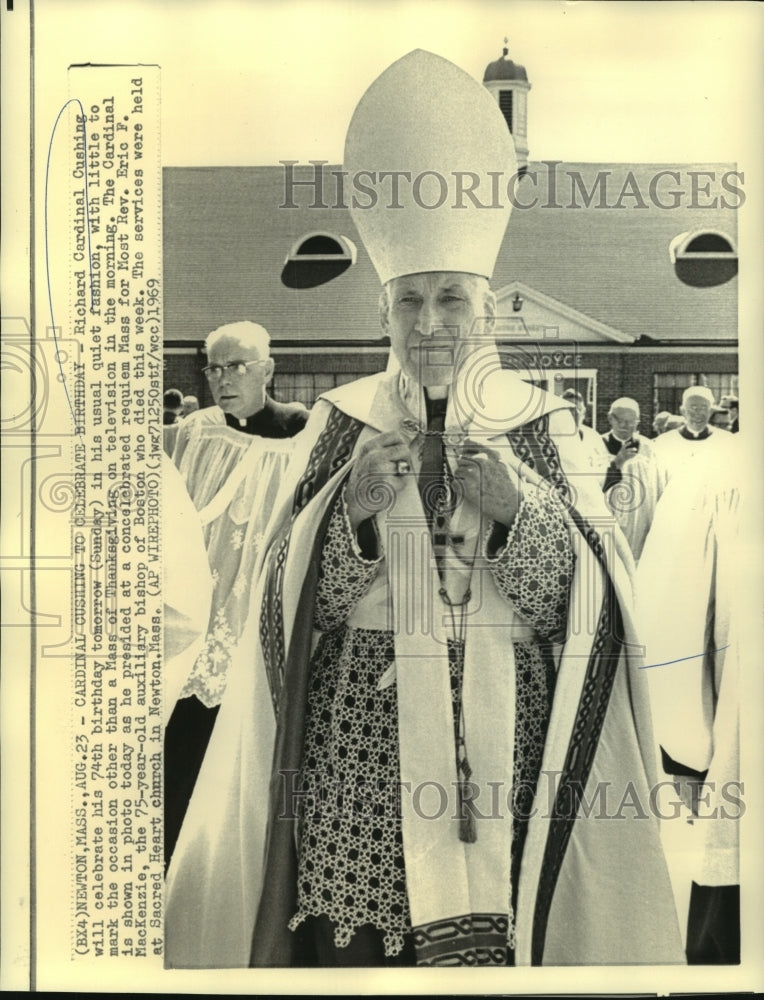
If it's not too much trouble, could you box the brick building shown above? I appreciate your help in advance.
[163,46,738,433]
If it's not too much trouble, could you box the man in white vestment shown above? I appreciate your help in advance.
[164,321,307,862]
[600,397,660,560]
[637,439,742,963]
[653,386,728,491]
[561,388,609,487]
[162,455,213,715]
[165,50,683,969]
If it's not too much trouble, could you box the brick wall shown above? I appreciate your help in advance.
[586,349,737,432]
[163,343,737,428]
[163,350,211,406]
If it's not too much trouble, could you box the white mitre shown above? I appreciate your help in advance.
[344,49,518,284]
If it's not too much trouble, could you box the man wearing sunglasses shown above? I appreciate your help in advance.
[165,321,307,867]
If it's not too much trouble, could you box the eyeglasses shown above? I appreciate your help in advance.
[202,360,266,381]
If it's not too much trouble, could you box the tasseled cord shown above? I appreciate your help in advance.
[441,580,480,844]
[456,736,478,844]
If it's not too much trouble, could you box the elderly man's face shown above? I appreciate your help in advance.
[681,393,712,432]
[608,407,639,441]
[381,272,495,389]
[206,335,274,419]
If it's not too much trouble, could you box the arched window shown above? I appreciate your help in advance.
[281,232,356,288]
[669,230,737,287]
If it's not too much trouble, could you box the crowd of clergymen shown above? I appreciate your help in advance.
[561,385,739,560]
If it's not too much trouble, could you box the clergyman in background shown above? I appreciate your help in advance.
[164,320,307,865]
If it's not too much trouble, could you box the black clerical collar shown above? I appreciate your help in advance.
[679,426,711,441]
[424,392,448,424]
[223,396,273,435]
[606,431,636,453]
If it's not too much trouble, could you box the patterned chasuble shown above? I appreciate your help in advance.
[259,407,365,710]
[289,615,557,957]
[256,407,627,967]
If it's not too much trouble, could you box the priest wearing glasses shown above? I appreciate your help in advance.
[166,51,683,969]
[164,321,307,866]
